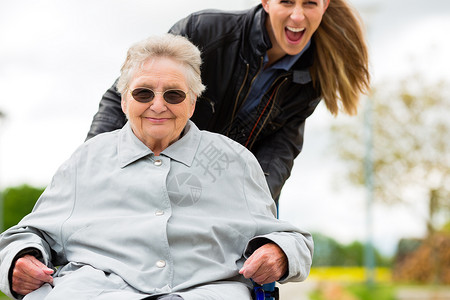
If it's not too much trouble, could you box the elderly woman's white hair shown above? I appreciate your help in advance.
[117,34,205,102]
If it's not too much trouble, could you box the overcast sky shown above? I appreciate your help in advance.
[1,0,450,255]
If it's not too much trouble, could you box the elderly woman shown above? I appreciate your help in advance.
[0,34,313,300]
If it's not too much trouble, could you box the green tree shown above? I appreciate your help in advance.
[312,232,390,267]
[342,241,364,266]
[331,75,450,235]
[2,184,44,231]
[312,232,345,266]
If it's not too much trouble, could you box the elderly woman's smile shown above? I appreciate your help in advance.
[121,57,196,155]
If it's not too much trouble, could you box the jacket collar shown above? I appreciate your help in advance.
[118,120,201,168]
[247,5,271,58]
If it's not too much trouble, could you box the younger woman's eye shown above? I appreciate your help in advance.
[304,1,318,6]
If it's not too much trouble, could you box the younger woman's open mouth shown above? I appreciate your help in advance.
[285,26,305,44]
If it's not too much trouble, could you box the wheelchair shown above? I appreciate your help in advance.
[252,282,279,300]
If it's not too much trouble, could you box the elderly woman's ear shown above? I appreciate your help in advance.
[188,97,196,117]
[121,96,128,116]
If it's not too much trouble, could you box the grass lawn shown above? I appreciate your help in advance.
[304,267,396,300]
[309,282,396,300]
[309,266,392,283]
[346,283,396,300]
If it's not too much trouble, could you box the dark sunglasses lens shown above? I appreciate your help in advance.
[164,90,186,104]
[132,88,154,103]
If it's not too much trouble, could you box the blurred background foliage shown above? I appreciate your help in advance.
[311,74,450,299]
[312,232,391,267]
[2,184,44,231]
[331,74,450,236]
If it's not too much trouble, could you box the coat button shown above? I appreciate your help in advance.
[155,210,164,216]
[154,159,162,166]
[156,260,166,268]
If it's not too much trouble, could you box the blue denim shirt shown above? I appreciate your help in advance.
[239,42,311,118]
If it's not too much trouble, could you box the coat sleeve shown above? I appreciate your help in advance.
[0,155,77,298]
[241,151,313,283]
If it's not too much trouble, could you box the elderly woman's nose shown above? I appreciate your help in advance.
[150,94,167,112]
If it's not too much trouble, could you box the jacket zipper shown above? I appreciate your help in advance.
[237,56,265,114]
[227,63,250,136]
[227,56,264,136]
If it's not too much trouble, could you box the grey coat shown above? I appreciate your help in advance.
[0,121,313,299]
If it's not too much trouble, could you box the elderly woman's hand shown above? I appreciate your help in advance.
[12,255,54,296]
[239,243,288,284]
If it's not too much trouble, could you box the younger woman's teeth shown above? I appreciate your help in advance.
[287,26,305,32]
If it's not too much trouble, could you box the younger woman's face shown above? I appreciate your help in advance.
[262,0,329,62]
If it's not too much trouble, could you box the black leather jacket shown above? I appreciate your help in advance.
[86,5,321,202]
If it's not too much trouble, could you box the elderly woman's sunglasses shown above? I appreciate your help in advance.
[130,88,188,104]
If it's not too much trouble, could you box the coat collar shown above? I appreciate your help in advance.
[118,120,201,168]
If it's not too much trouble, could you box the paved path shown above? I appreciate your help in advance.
[277,280,317,300]
[396,287,450,300]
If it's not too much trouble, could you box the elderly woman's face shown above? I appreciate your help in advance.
[122,57,195,150]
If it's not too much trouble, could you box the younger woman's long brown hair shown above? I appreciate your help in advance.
[311,0,371,116]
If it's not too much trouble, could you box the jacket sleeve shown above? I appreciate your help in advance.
[241,151,313,283]
[252,116,307,202]
[0,156,77,299]
[169,15,190,36]
[85,80,127,141]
